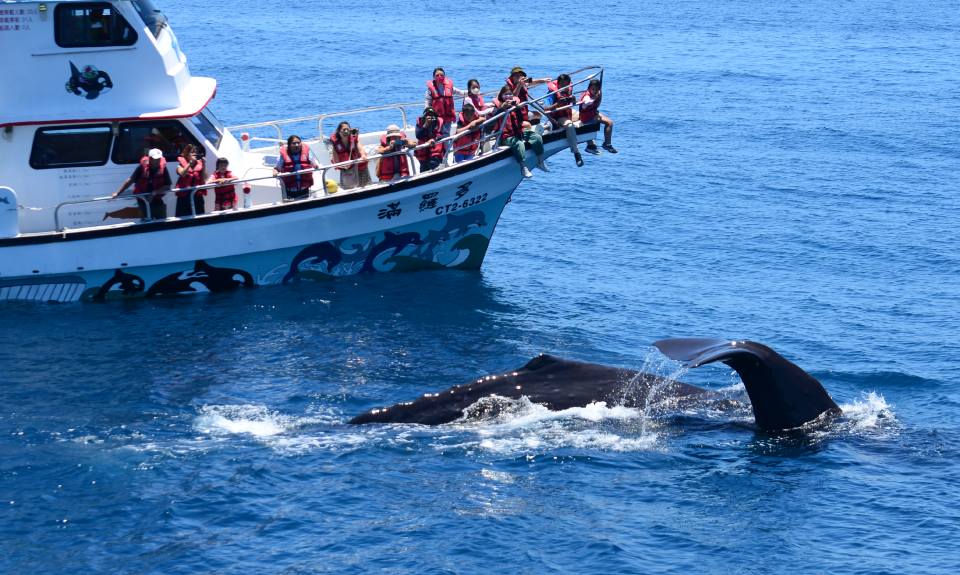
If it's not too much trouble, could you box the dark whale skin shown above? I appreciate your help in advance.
[350,339,842,431]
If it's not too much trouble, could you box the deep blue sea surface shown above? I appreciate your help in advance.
[3,1,960,572]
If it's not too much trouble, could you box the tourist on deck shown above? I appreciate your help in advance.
[454,103,483,163]
[330,121,371,190]
[376,125,416,182]
[415,107,445,172]
[505,66,552,126]
[425,68,468,139]
[544,74,584,167]
[174,144,208,217]
[111,148,171,220]
[208,157,239,211]
[273,135,321,200]
[580,79,617,155]
[464,79,497,119]
[498,93,549,179]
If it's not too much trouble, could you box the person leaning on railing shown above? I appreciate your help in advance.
[110,148,171,221]
[580,79,617,155]
[208,157,239,211]
[505,65,552,127]
[376,125,416,182]
[273,135,321,200]
[454,103,483,163]
[498,91,549,179]
[174,144,208,217]
[415,107,446,173]
[425,68,468,140]
[543,74,584,168]
[330,121,371,190]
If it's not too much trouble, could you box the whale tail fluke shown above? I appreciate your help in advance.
[653,338,841,431]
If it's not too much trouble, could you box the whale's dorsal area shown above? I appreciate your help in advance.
[349,339,842,431]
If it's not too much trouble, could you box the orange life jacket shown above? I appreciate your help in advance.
[505,77,530,122]
[378,134,411,180]
[547,81,574,122]
[579,91,602,123]
[427,77,456,122]
[415,117,445,162]
[278,144,315,190]
[133,156,168,196]
[454,112,482,155]
[175,157,205,197]
[330,134,369,170]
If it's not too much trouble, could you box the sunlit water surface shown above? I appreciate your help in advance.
[3,1,960,573]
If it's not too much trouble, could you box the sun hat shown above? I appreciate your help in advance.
[510,66,526,76]
[386,124,403,136]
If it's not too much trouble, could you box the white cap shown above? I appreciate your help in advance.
[148,148,163,159]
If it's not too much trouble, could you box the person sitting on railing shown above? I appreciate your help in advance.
[544,74,584,168]
[174,144,208,217]
[425,68,468,140]
[207,157,240,211]
[464,79,497,120]
[330,122,371,190]
[505,66,552,127]
[273,135,321,200]
[415,107,445,172]
[110,148,171,221]
[580,79,617,155]
[376,125,416,182]
[454,103,483,163]
[498,92,549,179]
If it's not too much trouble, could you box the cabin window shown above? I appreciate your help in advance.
[112,121,203,165]
[132,0,168,39]
[55,3,138,48]
[30,125,113,170]
[189,111,223,149]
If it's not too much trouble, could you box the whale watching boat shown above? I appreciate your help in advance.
[0,0,603,302]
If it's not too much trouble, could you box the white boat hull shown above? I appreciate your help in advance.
[0,126,598,302]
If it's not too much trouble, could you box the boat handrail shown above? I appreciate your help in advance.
[49,67,604,231]
[228,66,603,145]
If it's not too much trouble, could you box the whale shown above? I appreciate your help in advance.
[348,338,842,431]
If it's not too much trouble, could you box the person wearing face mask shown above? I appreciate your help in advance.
[463,79,497,119]
[425,68,469,140]
[496,85,549,179]
[543,73,584,167]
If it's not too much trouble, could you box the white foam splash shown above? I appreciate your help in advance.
[839,391,896,431]
[195,404,332,437]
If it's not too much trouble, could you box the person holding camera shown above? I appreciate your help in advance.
[376,125,416,182]
[174,144,208,217]
[544,74,584,167]
[580,79,617,155]
[415,107,446,172]
[330,121,371,190]
[453,103,484,163]
[273,135,321,200]
[498,91,549,179]
[505,66,552,127]
[425,68,468,140]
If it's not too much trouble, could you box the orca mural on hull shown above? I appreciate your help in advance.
[277,211,492,283]
[146,261,254,297]
[91,269,145,300]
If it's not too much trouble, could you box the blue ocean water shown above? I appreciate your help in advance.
[3,0,960,572]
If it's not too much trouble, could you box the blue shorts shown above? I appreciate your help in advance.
[454,153,474,164]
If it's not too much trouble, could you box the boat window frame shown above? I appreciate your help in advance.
[131,0,168,39]
[189,111,223,150]
[29,124,115,170]
[54,2,139,49]
[111,120,205,165]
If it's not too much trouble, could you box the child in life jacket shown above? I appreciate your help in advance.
[580,79,617,155]
[208,157,240,211]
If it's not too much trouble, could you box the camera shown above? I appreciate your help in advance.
[351,128,359,136]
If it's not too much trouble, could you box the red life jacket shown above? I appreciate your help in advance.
[175,157,205,197]
[427,77,456,122]
[454,111,481,155]
[501,108,525,140]
[579,91,602,124]
[133,156,168,196]
[330,133,369,170]
[278,144,315,190]
[415,117,445,162]
[210,170,237,202]
[505,77,530,122]
[378,134,410,180]
[547,81,574,122]
[466,93,486,115]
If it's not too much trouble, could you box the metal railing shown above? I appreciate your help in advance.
[48,67,603,231]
